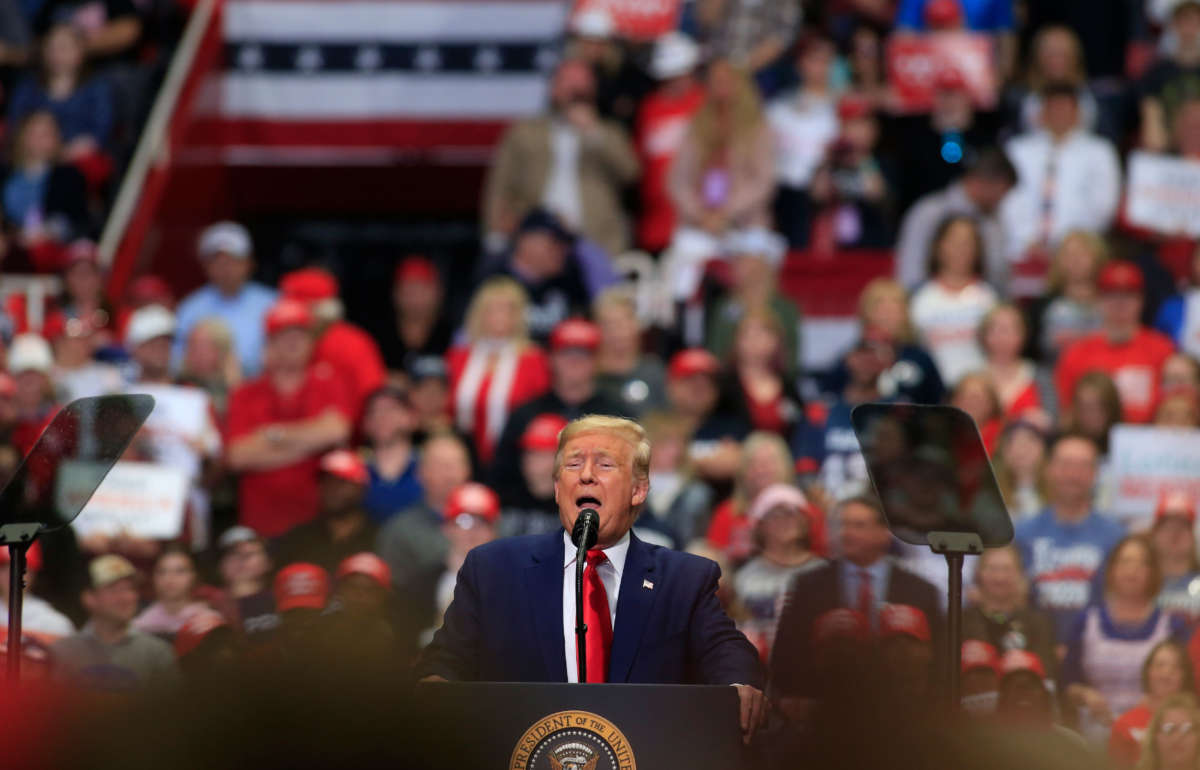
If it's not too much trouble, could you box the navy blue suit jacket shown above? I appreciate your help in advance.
[416,531,764,688]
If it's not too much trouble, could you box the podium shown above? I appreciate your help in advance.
[413,682,746,770]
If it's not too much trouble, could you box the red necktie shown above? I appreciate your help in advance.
[580,549,613,683]
[857,568,874,621]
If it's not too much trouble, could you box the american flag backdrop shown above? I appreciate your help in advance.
[200,0,569,158]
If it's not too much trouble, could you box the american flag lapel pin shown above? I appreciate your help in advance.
[643,579,654,590]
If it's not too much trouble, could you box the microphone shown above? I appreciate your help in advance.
[572,508,600,551]
[573,507,600,682]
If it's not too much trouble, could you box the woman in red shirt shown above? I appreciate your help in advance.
[720,309,802,437]
[446,277,550,465]
[1109,641,1195,767]
[706,431,823,566]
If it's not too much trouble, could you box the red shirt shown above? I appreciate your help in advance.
[706,498,753,563]
[1108,703,1151,767]
[225,363,354,538]
[635,82,705,252]
[1055,328,1176,423]
[312,321,387,418]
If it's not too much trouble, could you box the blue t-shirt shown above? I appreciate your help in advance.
[1014,508,1125,641]
[172,282,278,377]
[896,0,1015,31]
[363,458,423,524]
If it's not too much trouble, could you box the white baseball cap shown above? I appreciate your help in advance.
[570,7,615,39]
[197,221,252,261]
[722,228,788,268]
[650,32,700,80]
[125,304,177,348]
[7,333,53,374]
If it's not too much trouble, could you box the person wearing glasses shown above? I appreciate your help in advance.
[1138,694,1200,770]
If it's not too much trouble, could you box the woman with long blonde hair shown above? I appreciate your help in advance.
[665,59,773,292]
[445,277,550,463]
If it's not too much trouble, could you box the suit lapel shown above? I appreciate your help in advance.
[524,532,567,682]
[608,533,658,683]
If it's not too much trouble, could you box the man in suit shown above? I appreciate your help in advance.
[769,494,943,705]
[417,415,767,740]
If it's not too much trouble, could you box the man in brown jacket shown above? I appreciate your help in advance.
[483,58,640,257]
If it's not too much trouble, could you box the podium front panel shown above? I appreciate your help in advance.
[413,682,744,770]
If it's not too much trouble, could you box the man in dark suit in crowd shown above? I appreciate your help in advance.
[769,494,943,705]
[417,415,767,741]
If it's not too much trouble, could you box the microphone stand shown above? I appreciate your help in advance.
[575,535,588,684]
[572,508,599,684]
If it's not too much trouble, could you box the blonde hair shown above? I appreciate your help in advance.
[464,276,530,343]
[1136,693,1200,770]
[687,59,765,171]
[592,285,638,320]
[1048,230,1109,293]
[734,432,794,512]
[857,277,914,343]
[554,414,651,483]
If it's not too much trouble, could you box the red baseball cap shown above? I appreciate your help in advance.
[1000,649,1046,680]
[319,449,369,485]
[924,0,963,28]
[274,563,330,612]
[0,542,42,572]
[174,610,229,658]
[1155,490,1197,525]
[336,552,392,590]
[668,348,722,379]
[521,413,568,452]
[264,299,313,335]
[837,94,873,122]
[444,482,501,524]
[550,319,601,352]
[961,639,1000,675]
[280,267,339,303]
[63,239,99,268]
[812,608,870,646]
[1097,260,1144,293]
[395,256,438,285]
[879,604,931,642]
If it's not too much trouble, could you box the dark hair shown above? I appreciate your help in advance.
[155,543,196,571]
[1048,430,1100,459]
[964,146,1017,186]
[926,215,985,279]
[835,494,886,526]
[1141,640,1196,695]
[36,23,91,89]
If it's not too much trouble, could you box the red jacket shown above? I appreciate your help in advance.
[312,320,387,418]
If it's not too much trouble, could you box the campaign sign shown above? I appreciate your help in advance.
[1126,151,1200,237]
[572,0,680,40]
[886,32,997,113]
[1109,425,1200,530]
[64,461,189,540]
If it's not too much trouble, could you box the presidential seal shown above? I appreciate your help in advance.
[509,710,636,770]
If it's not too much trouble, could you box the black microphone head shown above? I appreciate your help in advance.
[572,508,600,550]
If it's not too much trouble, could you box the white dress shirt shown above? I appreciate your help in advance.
[562,530,629,683]
[1000,128,1121,261]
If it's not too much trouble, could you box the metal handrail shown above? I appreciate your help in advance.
[97,0,220,270]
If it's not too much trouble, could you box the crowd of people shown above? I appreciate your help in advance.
[4,0,1200,765]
